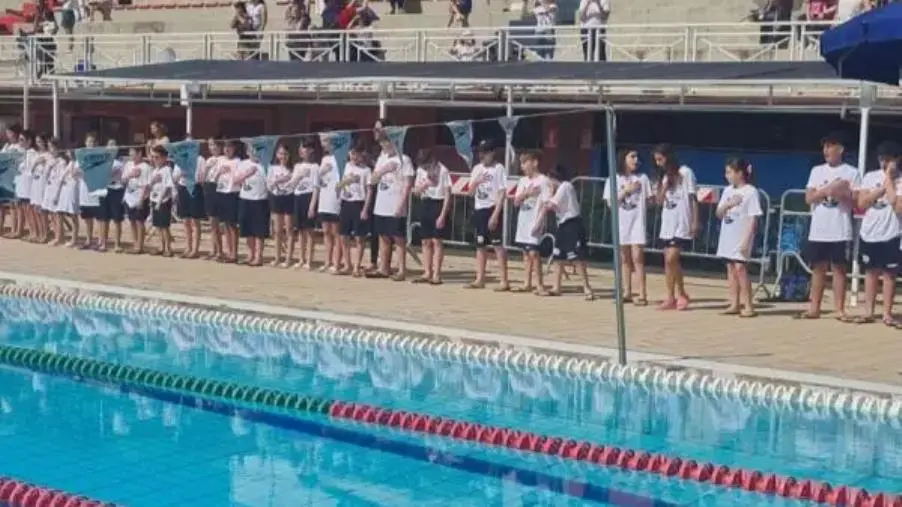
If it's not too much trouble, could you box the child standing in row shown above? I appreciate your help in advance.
[604,148,652,305]
[715,158,762,318]
[411,148,452,285]
[512,149,551,293]
[286,139,318,269]
[654,143,698,311]
[315,135,342,273]
[337,143,373,276]
[466,141,509,290]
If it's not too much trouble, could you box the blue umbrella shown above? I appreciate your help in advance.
[820,2,902,85]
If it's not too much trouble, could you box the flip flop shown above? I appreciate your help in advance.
[429,279,443,286]
[720,308,741,316]
[882,317,899,327]
[852,315,875,324]
[411,277,431,284]
[792,312,819,320]
[633,298,648,307]
[493,285,511,293]
[464,281,485,289]
[510,286,533,293]
[835,315,858,323]
[739,311,758,318]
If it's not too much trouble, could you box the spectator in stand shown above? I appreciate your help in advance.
[836,0,868,22]
[59,0,79,51]
[803,0,838,31]
[285,0,311,60]
[753,0,792,47]
[531,0,557,60]
[86,0,112,21]
[450,31,480,61]
[576,0,609,62]
[388,0,403,14]
[447,0,471,28]
[31,4,57,78]
[246,0,267,58]
[231,2,255,59]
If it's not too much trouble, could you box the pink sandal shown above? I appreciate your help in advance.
[676,295,691,311]
[657,300,677,311]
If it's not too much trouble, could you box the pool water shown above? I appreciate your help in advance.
[0,296,899,506]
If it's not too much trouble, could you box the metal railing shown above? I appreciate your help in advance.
[1,21,836,84]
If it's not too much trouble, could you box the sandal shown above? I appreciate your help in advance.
[411,276,431,284]
[464,281,485,289]
[391,273,406,282]
[511,286,533,293]
[584,290,595,301]
[852,315,875,324]
[633,297,648,307]
[835,314,857,323]
[739,310,758,318]
[657,300,677,311]
[792,312,819,320]
[882,317,899,327]
[429,278,443,286]
[720,307,741,316]
[493,284,511,293]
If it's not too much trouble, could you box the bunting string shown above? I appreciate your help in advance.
[0,108,592,196]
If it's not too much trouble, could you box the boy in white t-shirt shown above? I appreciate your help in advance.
[371,135,415,281]
[797,132,860,321]
[850,141,901,326]
[465,140,510,291]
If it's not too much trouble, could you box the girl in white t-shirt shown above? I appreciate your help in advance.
[512,150,551,293]
[286,138,319,269]
[172,137,205,259]
[336,143,373,276]
[603,149,653,305]
[29,134,51,243]
[57,151,80,246]
[653,144,698,311]
[412,148,452,285]
[267,144,295,267]
[43,140,70,245]
[13,130,36,240]
[851,141,902,326]
[200,138,225,261]
[715,158,762,318]
[313,135,342,272]
[147,145,174,257]
[214,141,243,263]
[121,146,152,254]
[234,150,270,266]
[536,164,595,300]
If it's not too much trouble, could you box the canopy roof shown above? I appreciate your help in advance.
[51,59,847,87]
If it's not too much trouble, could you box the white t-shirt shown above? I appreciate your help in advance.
[603,173,652,246]
[315,155,341,215]
[551,180,581,225]
[658,166,697,241]
[203,155,225,183]
[108,158,124,189]
[514,174,551,246]
[292,162,317,195]
[471,162,508,211]
[806,162,860,242]
[415,163,452,201]
[238,160,267,200]
[216,157,241,194]
[716,184,763,261]
[373,152,414,217]
[855,170,902,243]
[122,160,151,208]
[172,156,204,188]
[577,0,609,27]
[533,2,557,32]
[340,163,371,202]
[148,165,173,204]
[267,164,293,196]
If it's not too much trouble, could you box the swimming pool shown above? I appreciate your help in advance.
[0,288,899,506]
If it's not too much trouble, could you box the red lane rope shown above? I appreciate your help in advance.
[0,477,117,507]
[328,401,902,507]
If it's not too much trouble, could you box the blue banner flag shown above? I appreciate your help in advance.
[241,135,280,173]
[164,140,201,196]
[445,120,473,165]
[327,131,353,178]
[498,116,520,138]
[383,125,409,155]
[74,147,117,193]
[0,150,24,196]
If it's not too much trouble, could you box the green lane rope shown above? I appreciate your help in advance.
[0,344,332,415]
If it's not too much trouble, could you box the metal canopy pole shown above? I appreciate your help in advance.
[605,106,627,365]
[181,84,194,136]
[502,86,513,249]
[51,80,60,138]
[22,81,30,130]
[850,83,876,308]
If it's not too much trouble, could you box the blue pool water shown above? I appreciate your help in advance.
[0,295,900,506]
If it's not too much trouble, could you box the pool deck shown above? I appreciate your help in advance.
[0,231,900,391]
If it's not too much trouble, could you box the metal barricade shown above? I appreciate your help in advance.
[573,176,774,296]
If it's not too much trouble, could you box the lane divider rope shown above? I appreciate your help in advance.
[1,284,900,425]
[0,477,117,507]
[1,344,897,507]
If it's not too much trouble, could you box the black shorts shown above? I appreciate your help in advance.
[17,197,29,204]
[319,212,339,223]
[472,206,502,247]
[293,193,315,231]
[127,201,150,223]
[79,206,99,221]
[151,200,173,229]
[659,237,692,250]
[176,185,206,220]
[99,187,125,222]
[339,200,368,237]
[554,217,588,261]
[859,238,900,271]
[374,215,406,238]
[805,240,848,265]
[270,194,293,215]
[59,9,75,30]
[202,182,218,219]
[418,198,448,240]
[239,198,271,238]
[216,192,240,226]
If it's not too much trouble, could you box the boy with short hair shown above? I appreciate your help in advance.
[466,140,509,291]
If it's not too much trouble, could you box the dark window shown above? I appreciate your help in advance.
[216,119,266,141]
[71,116,130,146]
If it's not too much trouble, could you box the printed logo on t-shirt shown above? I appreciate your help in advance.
[319,174,330,189]
[619,184,638,210]
[819,180,840,208]
[475,181,491,201]
[663,189,681,209]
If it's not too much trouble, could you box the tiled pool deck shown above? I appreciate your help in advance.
[0,231,899,388]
